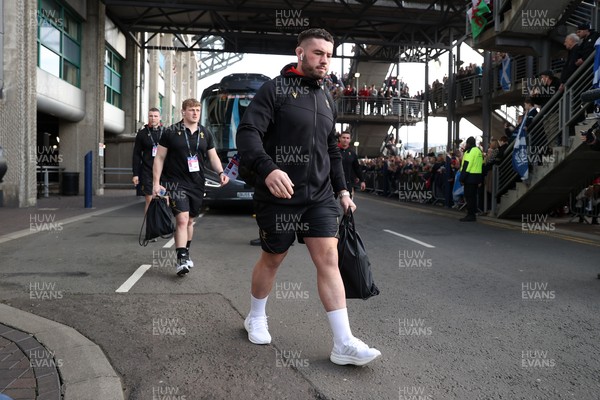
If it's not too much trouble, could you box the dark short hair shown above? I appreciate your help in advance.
[340,131,351,137]
[149,107,160,113]
[499,135,508,142]
[577,22,591,31]
[524,97,534,106]
[297,28,334,46]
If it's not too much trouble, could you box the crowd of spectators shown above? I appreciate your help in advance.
[322,74,423,117]
[353,134,514,213]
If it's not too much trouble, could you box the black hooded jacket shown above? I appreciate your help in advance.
[236,63,347,205]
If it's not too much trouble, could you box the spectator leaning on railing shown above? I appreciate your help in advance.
[575,23,600,67]
[560,33,581,91]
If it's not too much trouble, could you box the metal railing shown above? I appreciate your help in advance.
[336,96,424,122]
[102,167,133,188]
[36,166,65,198]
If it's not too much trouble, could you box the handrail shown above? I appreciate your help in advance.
[36,165,65,198]
[336,96,424,122]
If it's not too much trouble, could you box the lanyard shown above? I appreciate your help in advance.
[147,126,163,146]
[183,125,200,158]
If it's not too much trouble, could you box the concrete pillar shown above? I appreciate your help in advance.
[175,50,183,102]
[164,34,174,124]
[446,43,455,151]
[424,55,429,154]
[122,34,139,134]
[59,0,105,195]
[481,51,492,150]
[148,35,159,113]
[0,0,37,207]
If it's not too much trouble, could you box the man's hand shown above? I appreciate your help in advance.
[340,193,356,214]
[265,169,294,199]
[132,176,139,186]
[220,173,230,186]
[360,182,366,191]
[152,183,166,197]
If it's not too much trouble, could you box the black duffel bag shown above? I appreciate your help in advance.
[337,210,380,300]
[138,197,175,246]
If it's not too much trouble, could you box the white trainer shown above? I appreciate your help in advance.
[176,260,189,276]
[330,337,381,366]
[186,258,194,268]
[244,315,271,344]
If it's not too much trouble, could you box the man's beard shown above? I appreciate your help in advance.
[304,63,328,80]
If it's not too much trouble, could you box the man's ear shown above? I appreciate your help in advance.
[295,47,304,61]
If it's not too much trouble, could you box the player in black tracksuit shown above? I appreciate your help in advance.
[236,28,381,366]
[132,108,163,212]
[338,131,365,197]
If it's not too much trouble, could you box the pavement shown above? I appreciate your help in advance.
[0,189,598,400]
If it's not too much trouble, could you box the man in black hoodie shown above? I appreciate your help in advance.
[236,28,381,366]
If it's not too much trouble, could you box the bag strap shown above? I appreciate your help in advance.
[138,201,151,247]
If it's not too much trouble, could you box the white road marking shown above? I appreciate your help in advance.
[383,229,436,248]
[115,264,152,293]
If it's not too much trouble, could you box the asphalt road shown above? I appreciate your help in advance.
[1,193,599,400]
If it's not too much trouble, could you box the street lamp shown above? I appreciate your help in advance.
[354,141,360,157]
[354,73,361,114]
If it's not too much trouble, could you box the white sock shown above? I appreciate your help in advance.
[327,308,353,348]
[249,294,268,317]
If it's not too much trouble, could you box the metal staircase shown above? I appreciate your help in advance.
[492,54,600,218]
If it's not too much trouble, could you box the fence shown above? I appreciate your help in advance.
[336,96,424,121]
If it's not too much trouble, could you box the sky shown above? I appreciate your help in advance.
[197,43,484,153]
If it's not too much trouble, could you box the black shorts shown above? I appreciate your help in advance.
[166,183,204,218]
[254,198,341,254]
[139,173,153,196]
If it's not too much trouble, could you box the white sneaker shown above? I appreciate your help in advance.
[330,337,381,366]
[244,315,271,344]
[186,258,194,268]
[176,260,189,276]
